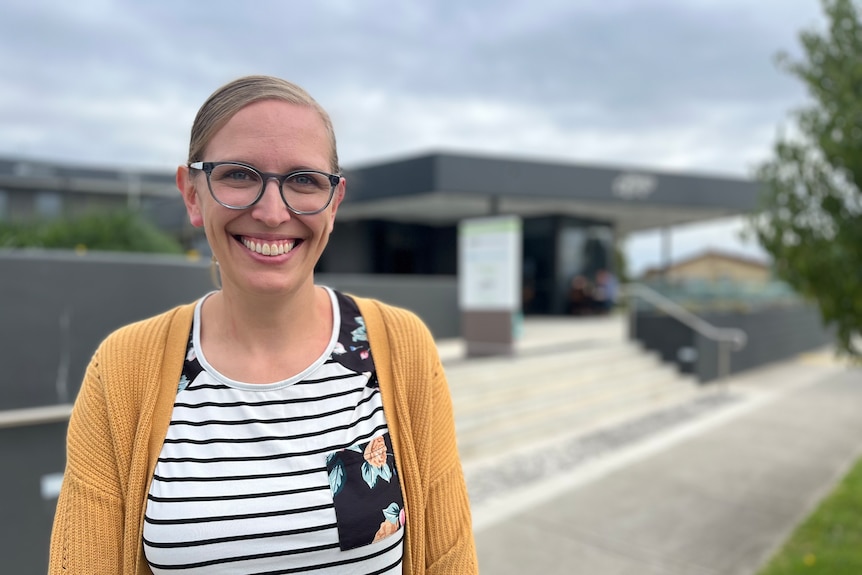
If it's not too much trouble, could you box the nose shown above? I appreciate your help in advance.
[251,178,291,226]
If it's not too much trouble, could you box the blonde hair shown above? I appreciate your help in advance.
[187,75,340,173]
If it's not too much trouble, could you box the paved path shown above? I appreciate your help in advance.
[469,351,862,575]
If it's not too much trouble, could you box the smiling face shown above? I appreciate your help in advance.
[178,99,345,299]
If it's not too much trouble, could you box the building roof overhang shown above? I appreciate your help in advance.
[337,152,763,236]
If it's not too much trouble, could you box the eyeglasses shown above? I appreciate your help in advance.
[189,161,341,215]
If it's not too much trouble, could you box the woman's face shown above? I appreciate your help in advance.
[177,99,345,298]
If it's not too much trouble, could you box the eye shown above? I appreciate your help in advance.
[286,172,329,191]
[224,169,254,182]
[293,174,313,185]
[211,164,260,186]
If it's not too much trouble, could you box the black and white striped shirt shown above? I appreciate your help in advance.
[143,289,404,574]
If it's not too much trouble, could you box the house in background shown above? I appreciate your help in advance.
[640,249,773,285]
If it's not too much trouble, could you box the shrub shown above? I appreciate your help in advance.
[0,210,184,254]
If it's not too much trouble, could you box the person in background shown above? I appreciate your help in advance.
[592,268,618,314]
[568,274,593,315]
[49,75,478,575]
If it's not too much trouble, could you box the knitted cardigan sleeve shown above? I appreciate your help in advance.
[356,297,479,575]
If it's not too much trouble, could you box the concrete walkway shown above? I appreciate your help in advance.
[468,350,862,574]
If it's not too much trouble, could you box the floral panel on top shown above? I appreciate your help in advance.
[326,293,404,551]
[326,432,405,551]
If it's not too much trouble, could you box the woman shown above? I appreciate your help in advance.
[49,75,478,574]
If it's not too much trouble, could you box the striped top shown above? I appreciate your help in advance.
[143,288,405,574]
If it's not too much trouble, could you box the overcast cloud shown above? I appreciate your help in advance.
[0,0,826,272]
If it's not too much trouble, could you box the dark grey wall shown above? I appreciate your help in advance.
[631,313,697,376]
[0,421,67,575]
[0,250,459,411]
[321,220,375,273]
[695,307,835,381]
[632,305,835,382]
[1,250,216,410]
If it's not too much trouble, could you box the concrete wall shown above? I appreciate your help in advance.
[632,305,835,382]
[0,250,459,411]
[1,421,67,575]
[321,220,375,273]
[1,250,217,410]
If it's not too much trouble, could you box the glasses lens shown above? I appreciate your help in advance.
[209,164,262,208]
[282,172,335,213]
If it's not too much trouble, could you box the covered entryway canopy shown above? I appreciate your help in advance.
[338,152,761,235]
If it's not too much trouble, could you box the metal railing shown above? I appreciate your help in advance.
[624,283,747,381]
[0,404,72,429]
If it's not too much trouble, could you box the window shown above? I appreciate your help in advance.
[35,191,63,219]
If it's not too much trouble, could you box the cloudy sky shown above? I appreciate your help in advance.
[0,0,826,273]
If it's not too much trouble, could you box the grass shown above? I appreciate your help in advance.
[757,454,862,574]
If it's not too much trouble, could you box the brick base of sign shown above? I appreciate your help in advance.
[462,310,516,358]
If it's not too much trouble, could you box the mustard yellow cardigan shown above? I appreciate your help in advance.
[49,296,478,574]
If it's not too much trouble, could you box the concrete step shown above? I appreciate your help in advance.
[448,343,663,405]
[444,335,701,463]
[454,359,684,428]
[455,372,699,461]
[436,314,628,364]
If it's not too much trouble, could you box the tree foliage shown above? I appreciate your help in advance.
[752,0,862,357]
[0,210,184,254]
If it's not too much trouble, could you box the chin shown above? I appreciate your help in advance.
[241,272,313,296]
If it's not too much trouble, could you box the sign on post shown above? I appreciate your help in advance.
[458,215,522,356]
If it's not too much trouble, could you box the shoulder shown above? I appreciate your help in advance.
[71,302,197,440]
[349,295,440,369]
[350,295,434,342]
[96,302,196,363]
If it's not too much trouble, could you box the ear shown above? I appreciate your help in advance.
[327,176,346,230]
[177,165,204,228]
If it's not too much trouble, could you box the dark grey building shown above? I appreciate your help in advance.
[327,152,762,314]
[1,152,762,314]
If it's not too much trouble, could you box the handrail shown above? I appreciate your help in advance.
[623,283,747,380]
[0,404,72,429]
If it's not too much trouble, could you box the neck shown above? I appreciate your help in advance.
[202,280,331,353]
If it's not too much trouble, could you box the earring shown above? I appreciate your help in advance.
[209,255,222,289]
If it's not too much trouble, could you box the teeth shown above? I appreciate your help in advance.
[242,238,295,257]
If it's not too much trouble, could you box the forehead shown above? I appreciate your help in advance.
[205,100,331,167]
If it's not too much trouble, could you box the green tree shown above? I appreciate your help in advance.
[752,0,862,357]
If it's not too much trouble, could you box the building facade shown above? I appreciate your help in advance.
[0,152,763,314]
